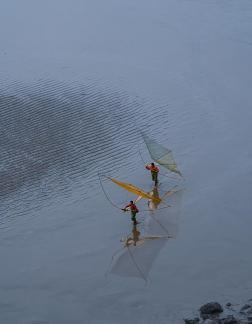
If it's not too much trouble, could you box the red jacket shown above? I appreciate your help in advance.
[146,164,159,173]
[125,203,139,212]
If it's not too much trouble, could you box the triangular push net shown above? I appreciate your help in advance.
[108,177,161,203]
[142,133,182,176]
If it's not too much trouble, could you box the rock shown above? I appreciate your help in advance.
[201,314,222,321]
[202,319,221,324]
[223,315,240,323]
[240,304,251,312]
[184,318,200,324]
[226,303,232,307]
[200,302,223,317]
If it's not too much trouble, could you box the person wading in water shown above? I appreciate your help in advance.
[145,162,159,186]
[122,201,139,225]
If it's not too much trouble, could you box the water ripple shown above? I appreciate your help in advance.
[0,79,146,225]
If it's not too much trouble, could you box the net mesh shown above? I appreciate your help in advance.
[110,190,183,280]
[110,238,167,280]
[142,133,182,176]
[109,177,161,203]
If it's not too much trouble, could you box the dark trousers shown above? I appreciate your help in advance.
[151,171,158,185]
[131,211,137,224]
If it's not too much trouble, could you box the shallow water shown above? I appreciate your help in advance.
[0,0,252,323]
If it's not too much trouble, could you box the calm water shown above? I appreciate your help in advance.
[1,0,252,323]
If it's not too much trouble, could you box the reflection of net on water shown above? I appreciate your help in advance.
[144,187,183,237]
[110,238,167,281]
[109,190,183,281]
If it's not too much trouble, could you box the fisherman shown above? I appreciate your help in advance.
[145,162,159,186]
[122,201,139,225]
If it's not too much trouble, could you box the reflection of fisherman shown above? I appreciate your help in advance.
[148,186,160,210]
[122,201,139,225]
[146,162,159,186]
[126,224,141,246]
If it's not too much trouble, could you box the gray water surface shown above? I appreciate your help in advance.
[0,0,252,323]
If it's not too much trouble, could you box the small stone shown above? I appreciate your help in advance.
[200,302,223,316]
[201,318,222,324]
[202,320,220,324]
[184,318,200,324]
[201,313,210,320]
[223,315,240,323]
[240,304,251,312]
[226,302,232,307]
